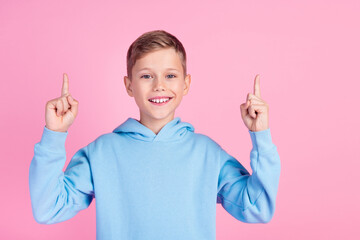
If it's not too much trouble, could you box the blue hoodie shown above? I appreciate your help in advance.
[29,117,280,240]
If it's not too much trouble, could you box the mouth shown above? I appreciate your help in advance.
[148,97,173,106]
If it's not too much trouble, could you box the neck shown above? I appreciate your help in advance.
[138,113,175,135]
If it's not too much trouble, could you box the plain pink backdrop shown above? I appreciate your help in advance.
[1,0,359,239]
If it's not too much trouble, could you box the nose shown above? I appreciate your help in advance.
[153,77,166,91]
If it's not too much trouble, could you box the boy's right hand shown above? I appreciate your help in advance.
[45,73,79,132]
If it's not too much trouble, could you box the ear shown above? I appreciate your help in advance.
[124,76,134,97]
[183,74,191,96]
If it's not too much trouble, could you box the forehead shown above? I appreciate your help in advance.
[133,48,183,72]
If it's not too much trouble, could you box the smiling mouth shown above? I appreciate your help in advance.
[148,97,173,105]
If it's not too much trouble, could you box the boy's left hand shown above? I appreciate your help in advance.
[240,74,269,132]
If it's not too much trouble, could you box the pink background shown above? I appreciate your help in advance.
[1,0,359,239]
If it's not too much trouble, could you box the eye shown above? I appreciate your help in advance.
[141,74,152,79]
[167,74,176,78]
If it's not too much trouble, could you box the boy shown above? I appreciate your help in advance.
[29,30,281,240]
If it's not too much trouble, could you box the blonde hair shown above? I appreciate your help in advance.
[126,30,187,80]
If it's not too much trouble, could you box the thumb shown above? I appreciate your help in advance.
[240,100,250,119]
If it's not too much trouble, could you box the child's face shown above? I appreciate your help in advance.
[124,47,191,123]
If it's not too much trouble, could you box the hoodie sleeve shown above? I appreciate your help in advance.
[29,126,95,224]
[216,128,281,223]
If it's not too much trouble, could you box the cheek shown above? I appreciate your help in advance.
[170,81,184,91]
[133,83,147,94]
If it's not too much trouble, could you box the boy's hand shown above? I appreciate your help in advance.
[45,73,79,132]
[240,74,269,132]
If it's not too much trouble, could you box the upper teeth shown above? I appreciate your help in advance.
[150,98,170,103]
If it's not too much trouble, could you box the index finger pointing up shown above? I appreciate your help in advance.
[253,74,261,98]
[62,73,69,96]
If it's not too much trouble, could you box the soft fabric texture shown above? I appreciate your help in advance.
[29,116,281,240]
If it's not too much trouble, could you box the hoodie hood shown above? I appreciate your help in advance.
[112,117,194,142]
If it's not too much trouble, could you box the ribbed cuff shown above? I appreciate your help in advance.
[248,128,275,153]
[39,126,68,152]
